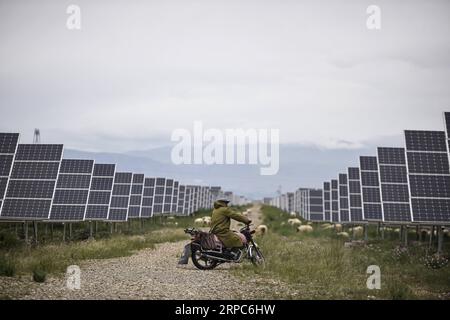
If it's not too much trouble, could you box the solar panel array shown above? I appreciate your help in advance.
[360,156,383,221]
[153,178,165,215]
[348,167,364,223]
[378,147,412,223]
[405,130,450,224]
[177,185,185,214]
[331,179,339,222]
[0,133,20,216]
[308,189,324,221]
[141,178,155,218]
[323,182,331,221]
[338,173,350,223]
[0,133,232,223]
[1,144,63,220]
[108,172,132,221]
[50,159,94,221]
[85,164,116,220]
[128,173,144,218]
[272,112,450,227]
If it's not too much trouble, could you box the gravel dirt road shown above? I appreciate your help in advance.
[0,205,294,300]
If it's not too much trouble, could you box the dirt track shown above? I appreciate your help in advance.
[0,205,293,300]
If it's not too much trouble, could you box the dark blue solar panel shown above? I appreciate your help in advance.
[360,156,378,171]
[1,199,52,219]
[59,159,94,174]
[0,133,19,154]
[0,155,14,176]
[377,147,406,165]
[405,130,447,152]
[15,144,63,161]
[57,174,91,189]
[93,164,115,176]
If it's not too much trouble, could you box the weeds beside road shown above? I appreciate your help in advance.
[235,206,450,299]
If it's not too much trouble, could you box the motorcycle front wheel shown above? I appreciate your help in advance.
[249,244,266,268]
[191,246,218,270]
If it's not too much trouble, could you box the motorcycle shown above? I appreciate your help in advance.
[184,224,265,270]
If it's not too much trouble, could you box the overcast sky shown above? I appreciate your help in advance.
[1,0,449,152]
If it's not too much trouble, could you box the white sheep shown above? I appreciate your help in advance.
[334,224,342,232]
[255,224,268,236]
[194,218,204,225]
[202,216,212,226]
[352,226,364,237]
[288,218,302,227]
[297,225,313,233]
[337,232,350,240]
[321,223,332,229]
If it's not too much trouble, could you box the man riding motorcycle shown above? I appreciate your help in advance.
[177,199,251,266]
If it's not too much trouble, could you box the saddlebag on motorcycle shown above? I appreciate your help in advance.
[196,231,222,250]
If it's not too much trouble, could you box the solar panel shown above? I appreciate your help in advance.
[0,133,20,215]
[152,177,166,215]
[141,177,155,217]
[108,172,132,221]
[360,156,383,221]
[183,186,192,215]
[49,159,94,221]
[128,173,144,218]
[85,164,116,220]
[347,167,364,223]
[308,189,324,221]
[330,180,339,222]
[163,179,174,213]
[338,174,350,223]
[177,184,185,214]
[1,144,63,220]
[377,147,412,223]
[406,128,450,223]
[171,181,179,213]
[323,182,331,221]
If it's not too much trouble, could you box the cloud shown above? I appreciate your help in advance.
[1,0,449,152]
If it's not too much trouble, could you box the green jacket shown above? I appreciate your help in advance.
[210,205,250,248]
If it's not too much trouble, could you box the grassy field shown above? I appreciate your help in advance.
[237,206,450,300]
[0,207,250,280]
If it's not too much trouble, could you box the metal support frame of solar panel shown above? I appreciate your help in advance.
[49,159,94,222]
[152,178,166,215]
[1,144,63,220]
[85,164,116,221]
[338,174,350,224]
[309,189,324,222]
[377,147,412,224]
[0,133,20,216]
[348,167,365,223]
[108,172,132,222]
[323,182,331,221]
[405,130,450,225]
[331,179,340,222]
[141,178,155,218]
[128,173,144,219]
[360,156,383,222]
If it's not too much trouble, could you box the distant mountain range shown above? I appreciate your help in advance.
[65,138,403,199]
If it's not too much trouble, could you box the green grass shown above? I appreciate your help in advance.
[236,205,450,300]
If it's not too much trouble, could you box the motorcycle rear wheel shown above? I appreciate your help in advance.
[191,247,218,270]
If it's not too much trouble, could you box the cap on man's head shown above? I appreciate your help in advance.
[217,199,230,206]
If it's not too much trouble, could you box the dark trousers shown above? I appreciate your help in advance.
[178,243,191,264]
